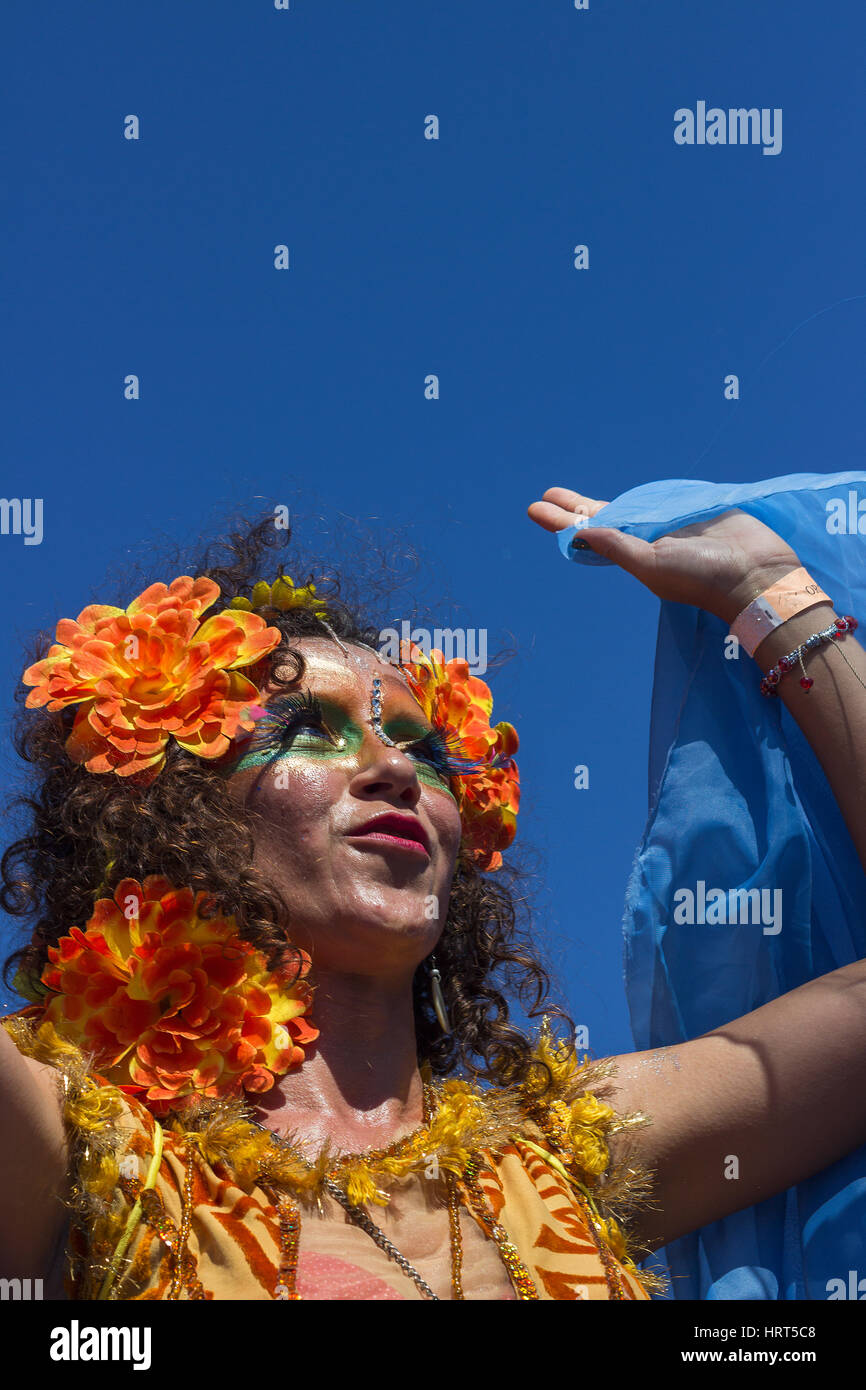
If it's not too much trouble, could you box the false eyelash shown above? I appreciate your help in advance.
[407,726,485,778]
[245,690,333,752]
[244,694,491,778]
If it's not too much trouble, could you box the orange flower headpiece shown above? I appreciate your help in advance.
[21,575,284,782]
[32,877,318,1117]
[20,572,332,782]
[20,573,519,866]
[398,643,520,872]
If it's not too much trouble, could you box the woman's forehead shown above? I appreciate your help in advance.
[268,638,422,710]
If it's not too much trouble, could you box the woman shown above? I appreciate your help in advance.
[1,488,865,1301]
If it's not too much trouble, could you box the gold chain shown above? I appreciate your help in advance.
[265,1081,538,1300]
[459,1158,539,1300]
[445,1171,465,1299]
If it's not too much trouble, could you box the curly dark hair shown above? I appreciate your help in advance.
[1,509,573,1100]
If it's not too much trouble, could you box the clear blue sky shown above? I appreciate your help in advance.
[2,1,865,1068]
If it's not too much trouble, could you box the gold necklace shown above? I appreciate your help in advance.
[258,1082,537,1300]
[263,1082,463,1299]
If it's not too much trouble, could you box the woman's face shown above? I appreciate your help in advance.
[225,638,463,980]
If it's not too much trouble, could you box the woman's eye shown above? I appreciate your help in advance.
[283,717,335,745]
[403,740,450,779]
[409,743,439,766]
[254,692,343,750]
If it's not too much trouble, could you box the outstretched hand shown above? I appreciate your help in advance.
[528,486,802,625]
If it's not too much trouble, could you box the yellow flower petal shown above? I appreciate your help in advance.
[270,576,296,609]
[251,581,274,609]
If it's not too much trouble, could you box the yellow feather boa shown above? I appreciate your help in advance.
[2,1011,667,1297]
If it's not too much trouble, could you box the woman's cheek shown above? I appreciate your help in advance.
[246,757,345,833]
[421,785,463,859]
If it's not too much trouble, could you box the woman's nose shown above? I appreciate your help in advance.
[350,736,422,804]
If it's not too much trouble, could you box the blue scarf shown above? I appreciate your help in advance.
[558,471,866,1300]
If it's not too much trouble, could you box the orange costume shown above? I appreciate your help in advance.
[3,1011,662,1302]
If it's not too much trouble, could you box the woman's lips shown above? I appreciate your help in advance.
[344,814,431,858]
[348,832,430,858]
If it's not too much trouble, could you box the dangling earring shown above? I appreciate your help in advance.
[429,955,452,1035]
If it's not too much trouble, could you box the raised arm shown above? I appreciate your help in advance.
[605,957,866,1250]
[528,487,866,1248]
[528,488,866,869]
[0,1023,69,1282]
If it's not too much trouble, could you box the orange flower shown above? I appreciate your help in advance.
[400,644,519,871]
[22,576,282,780]
[40,877,317,1117]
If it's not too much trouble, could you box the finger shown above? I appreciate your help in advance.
[573,526,658,583]
[527,491,611,533]
[527,500,586,533]
[540,487,609,517]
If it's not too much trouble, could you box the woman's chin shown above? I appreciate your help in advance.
[302,909,442,974]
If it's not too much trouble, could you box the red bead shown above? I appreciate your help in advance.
[848,617,858,632]
[835,617,847,629]
[800,677,814,690]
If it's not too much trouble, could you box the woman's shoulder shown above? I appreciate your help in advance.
[1,1008,190,1296]
[0,1007,75,1289]
[3,1006,156,1135]
[471,1021,650,1167]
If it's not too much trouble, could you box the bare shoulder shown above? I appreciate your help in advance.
[0,1018,68,1127]
[0,1021,69,1280]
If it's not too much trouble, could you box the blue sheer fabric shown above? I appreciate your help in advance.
[558,471,866,1300]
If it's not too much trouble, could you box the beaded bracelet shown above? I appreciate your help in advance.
[760,615,859,696]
